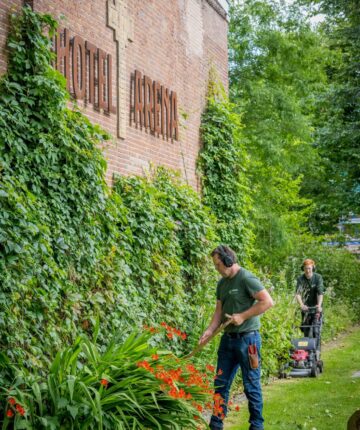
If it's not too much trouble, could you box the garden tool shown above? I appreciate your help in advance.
[184,319,232,359]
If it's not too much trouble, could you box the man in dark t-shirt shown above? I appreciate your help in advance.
[295,258,324,346]
[198,245,274,430]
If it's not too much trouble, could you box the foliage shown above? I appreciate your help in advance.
[198,75,254,262]
[0,7,217,373]
[321,301,354,340]
[260,283,297,378]
[111,167,218,350]
[0,330,212,429]
[304,0,360,231]
[228,0,329,266]
[0,6,121,369]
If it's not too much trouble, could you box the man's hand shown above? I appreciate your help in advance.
[316,304,322,313]
[301,304,309,311]
[225,313,245,326]
[199,329,213,345]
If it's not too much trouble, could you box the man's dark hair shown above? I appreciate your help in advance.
[211,245,237,264]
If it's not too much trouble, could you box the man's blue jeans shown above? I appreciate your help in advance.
[209,331,264,430]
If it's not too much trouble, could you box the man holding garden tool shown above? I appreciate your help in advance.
[198,245,274,430]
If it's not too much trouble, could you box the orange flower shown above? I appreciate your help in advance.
[206,364,215,372]
[169,367,182,380]
[186,364,196,373]
[168,387,178,398]
[213,404,224,417]
[8,397,16,406]
[100,379,109,386]
[213,393,225,404]
[217,369,223,376]
[152,354,159,360]
[235,405,240,412]
[143,324,158,334]
[196,404,203,412]
[178,388,186,398]
[137,360,154,373]
[15,404,25,416]
[168,386,189,399]
[160,322,187,341]
[6,409,14,418]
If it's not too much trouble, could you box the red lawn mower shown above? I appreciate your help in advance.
[281,306,324,378]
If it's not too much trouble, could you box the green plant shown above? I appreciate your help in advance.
[198,74,254,262]
[0,329,213,429]
[0,6,123,369]
[111,167,218,352]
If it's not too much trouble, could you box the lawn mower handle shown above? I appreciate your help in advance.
[303,306,321,314]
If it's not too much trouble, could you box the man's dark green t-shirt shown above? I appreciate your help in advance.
[216,268,264,333]
[295,273,324,307]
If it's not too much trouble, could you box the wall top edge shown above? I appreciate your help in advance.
[204,0,229,21]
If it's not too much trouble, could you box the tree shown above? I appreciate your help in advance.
[303,0,360,231]
[228,0,328,265]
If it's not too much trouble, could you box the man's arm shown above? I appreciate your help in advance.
[316,275,324,312]
[226,289,274,326]
[316,294,323,312]
[295,293,308,311]
[198,300,222,345]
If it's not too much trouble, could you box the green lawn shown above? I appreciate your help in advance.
[225,326,360,430]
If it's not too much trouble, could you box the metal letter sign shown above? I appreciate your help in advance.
[55,29,116,114]
[55,2,179,142]
[134,70,178,141]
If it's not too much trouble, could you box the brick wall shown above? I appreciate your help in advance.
[0,0,228,190]
[0,0,23,76]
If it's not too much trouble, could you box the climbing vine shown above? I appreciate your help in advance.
[0,7,217,374]
[198,76,254,261]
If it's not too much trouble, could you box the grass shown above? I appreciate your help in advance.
[225,326,360,430]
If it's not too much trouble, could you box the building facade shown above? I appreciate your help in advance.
[0,0,229,189]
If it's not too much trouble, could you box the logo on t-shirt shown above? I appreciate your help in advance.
[229,289,239,295]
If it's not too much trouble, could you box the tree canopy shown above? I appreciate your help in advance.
[227,0,359,244]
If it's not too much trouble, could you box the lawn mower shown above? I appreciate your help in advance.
[280,306,324,378]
